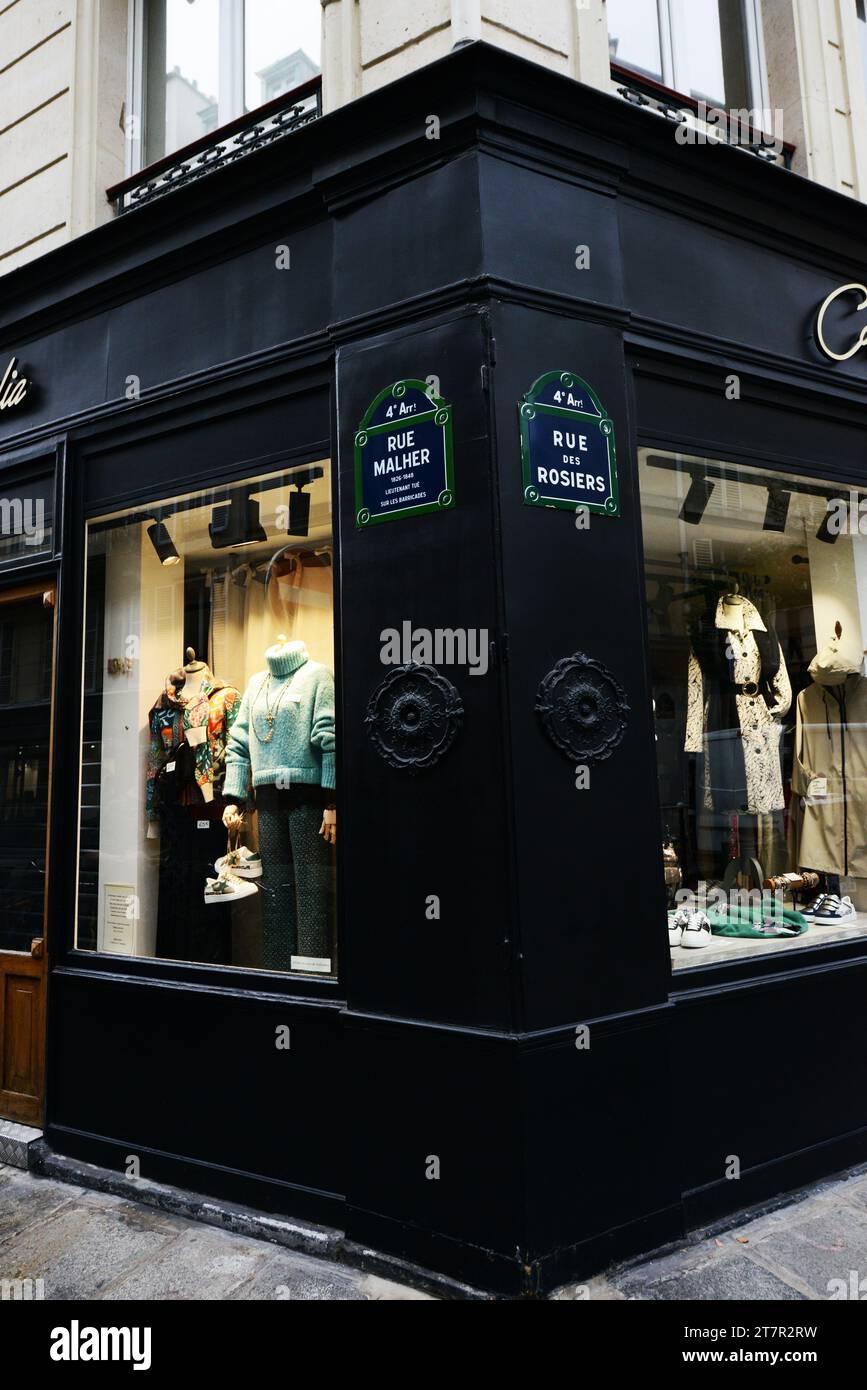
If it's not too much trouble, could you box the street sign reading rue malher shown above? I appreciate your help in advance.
[519,371,619,516]
[355,379,455,527]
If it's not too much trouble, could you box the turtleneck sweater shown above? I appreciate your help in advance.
[223,641,336,798]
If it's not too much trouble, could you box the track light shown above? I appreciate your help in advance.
[209,489,267,549]
[679,473,715,525]
[287,486,311,537]
[147,520,180,566]
[281,467,323,536]
[763,487,792,533]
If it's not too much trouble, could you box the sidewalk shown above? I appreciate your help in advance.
[4,1159,867,1299]
[0,1164,431,1300]
[555,1163,867,1300]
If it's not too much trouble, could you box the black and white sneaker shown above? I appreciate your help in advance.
[801,894,827,921]
[803,893,856,924]
[680,910,712,949]
[668,906,691,948]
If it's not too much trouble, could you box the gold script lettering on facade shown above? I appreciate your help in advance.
[0,357,29,411]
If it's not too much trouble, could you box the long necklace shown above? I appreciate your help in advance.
[253,673,293,743]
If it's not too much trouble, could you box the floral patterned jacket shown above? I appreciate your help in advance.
[146,679,240,820]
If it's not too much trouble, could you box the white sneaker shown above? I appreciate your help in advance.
[215,846,263,879]
[204,872,258,905]
[681,911,712,948]
[668,906,690,948]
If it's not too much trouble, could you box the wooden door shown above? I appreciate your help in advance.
[0,583,55,1126]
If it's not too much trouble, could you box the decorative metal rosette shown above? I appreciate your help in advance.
[535,652,629,763]
[365,663,463,772]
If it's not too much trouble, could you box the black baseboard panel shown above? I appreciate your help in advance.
[683,1125,867,1229]
[42,1123,345,1232]
[345,1206,525,1297]
[532,1203,686,1295]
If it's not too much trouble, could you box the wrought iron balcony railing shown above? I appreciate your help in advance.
[107,75,322,215]
[611,63,795,170]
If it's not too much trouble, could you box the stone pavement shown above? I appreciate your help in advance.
[0,1165,432,1300]
[4,1159,867,1299]
[555,1163,867,1300]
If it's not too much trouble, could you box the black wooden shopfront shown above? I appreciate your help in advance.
[0,43,866,1296]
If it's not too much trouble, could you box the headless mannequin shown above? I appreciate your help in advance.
[719,586,762,890]
[145,646,235,966]
[147,649,218,840]
[180,648,213,765]
[222,634,336,845]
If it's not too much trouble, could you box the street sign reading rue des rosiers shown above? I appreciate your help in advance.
[519,371,619,517]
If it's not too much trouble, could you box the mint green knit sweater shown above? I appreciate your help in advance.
[223,642,336,799]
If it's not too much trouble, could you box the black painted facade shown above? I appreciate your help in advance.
[1,43,866,1296]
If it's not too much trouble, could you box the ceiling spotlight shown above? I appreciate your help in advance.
[763,486,792,533]
[147,520,180,566]
[281,466,323,536]
[288,486,311,537]
[209,489,267,549]
[679,473,715,525]
[816,497,846,545]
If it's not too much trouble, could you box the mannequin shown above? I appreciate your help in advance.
[685,583,791,888]
[789,628,867,882]
[179,649,211,750]
[145,649,241,964]
[222,635,336,968]
[146,649,240,834]
[147,650,212,840]
[223,635,336,843]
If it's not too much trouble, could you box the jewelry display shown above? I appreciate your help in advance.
[253,672,294,743]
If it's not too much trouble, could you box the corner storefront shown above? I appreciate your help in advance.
[0,43,866,1297]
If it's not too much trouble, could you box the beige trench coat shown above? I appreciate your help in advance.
[789,674,867,878]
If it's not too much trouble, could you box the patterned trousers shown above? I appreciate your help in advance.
[255,784,333,969]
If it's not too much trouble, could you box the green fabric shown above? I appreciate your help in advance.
[669,903,808,939]
[707,904,808,938]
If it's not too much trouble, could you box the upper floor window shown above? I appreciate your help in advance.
[130,0,322,173]
[607,0,768,113]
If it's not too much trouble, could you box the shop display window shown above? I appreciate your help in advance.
[75,461,337,977]
[641,449,867,967]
